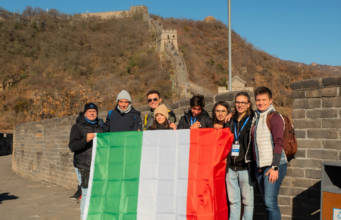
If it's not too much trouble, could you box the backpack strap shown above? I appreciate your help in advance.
[108,110,113,119]
[144,115,148,126]
[266,111,285,131]
[266,111,277,131]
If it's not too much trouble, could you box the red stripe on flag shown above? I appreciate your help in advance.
[186,128,233,220]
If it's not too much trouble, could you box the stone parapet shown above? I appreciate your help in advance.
[273,76,341,220]
[11,112,107,189]
[20,88,341,219]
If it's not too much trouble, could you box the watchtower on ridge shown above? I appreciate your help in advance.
[156,29,178,52]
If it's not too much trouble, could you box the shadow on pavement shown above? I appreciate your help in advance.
[0,193,19,204]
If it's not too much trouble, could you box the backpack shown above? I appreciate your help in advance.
[266,111,297,160]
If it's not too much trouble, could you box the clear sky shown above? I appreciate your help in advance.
[2,0,341,66]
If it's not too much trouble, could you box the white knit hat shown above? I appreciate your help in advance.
[116,90,131,102]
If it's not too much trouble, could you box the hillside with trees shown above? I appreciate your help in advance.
[160,16,340,108]
[0,6,340,130]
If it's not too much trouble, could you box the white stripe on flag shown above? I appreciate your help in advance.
[137,130,191,220]
[83,134,98,220]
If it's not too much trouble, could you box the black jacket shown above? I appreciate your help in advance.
[102,106,142,132]
[177,109,213,129]
[69,113,103,170]
[149,124,173,130]
[225,111,256,182]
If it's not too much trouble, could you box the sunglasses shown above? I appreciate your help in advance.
[148,98,159,103]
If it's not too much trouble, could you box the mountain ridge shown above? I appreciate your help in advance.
[0,6,339,130]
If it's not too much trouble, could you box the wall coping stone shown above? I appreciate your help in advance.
[291,76,341,90]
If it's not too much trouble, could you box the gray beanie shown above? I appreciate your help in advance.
[117,90,131,102]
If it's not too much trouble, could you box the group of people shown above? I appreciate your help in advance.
[69,87,287,220]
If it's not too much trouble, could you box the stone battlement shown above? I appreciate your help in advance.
[86,10,126,15]
[82,5,149,20]
[162,29,177,32]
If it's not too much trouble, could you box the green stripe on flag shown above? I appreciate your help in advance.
[87,131,143,220]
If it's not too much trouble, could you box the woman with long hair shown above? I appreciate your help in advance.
[226,92,255,220]
[212,101,232,128]
[148,104,173,130]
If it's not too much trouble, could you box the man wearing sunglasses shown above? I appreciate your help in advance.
[144,90,176,130]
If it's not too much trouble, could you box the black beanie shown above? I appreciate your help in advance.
[84,103,98,113]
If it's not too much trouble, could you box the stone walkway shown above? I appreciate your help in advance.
[0,155,79,220]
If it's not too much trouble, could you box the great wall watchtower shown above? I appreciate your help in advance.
[156,29,178,52]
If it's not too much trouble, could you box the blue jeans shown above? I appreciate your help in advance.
[226,168,254,220]
[74,167,82,185]
[80,187,88,220]
[75,168,87,220]
[255,164,287,220]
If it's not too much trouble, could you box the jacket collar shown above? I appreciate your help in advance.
[115,106,140,115]
[255,104,275,118]
[184,109,209,122]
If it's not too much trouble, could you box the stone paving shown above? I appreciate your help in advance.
[0,155,79,220]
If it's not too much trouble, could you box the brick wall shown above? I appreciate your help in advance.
[11,112,108,189]
[279,76,341,220]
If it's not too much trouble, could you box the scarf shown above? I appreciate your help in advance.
[84,116,97,125]
[256,104,273,115]
[117,104,132,114]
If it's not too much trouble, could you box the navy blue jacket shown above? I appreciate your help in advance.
[102,106,142,132]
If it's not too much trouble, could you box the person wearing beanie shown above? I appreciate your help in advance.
[144,90,177,130]
[70,103,105,202]
[68,103,103,220]
[102,90,142,132]
[148,104,173,130]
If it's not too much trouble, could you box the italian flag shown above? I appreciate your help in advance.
[84,129,233,220]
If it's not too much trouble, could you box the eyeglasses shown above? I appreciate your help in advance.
[235,101,249,106]
[148,98,159,103]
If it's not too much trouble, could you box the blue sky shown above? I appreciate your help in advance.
[2,0,341,66]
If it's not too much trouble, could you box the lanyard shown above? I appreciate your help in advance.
[190,117,197,125]
[234,117,250,141]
